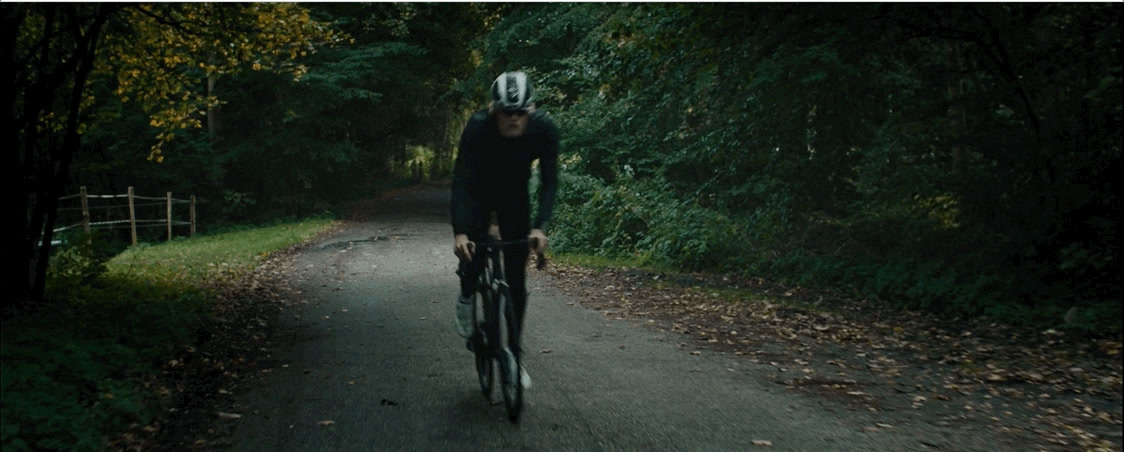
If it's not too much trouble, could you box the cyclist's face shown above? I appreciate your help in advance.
[496,108,530,138]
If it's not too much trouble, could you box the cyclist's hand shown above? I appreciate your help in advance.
[528,229,547,253]
[454,234,475,262]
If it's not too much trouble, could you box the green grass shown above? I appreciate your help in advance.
[107,218,335,283]
[551,252,678,274]
[1,217,337,452]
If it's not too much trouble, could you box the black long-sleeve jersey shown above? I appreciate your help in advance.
[451,109,559,237]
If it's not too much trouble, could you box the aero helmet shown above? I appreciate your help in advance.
[490,71,534,112]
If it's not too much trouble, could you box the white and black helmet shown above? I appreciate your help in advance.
[490,71,534,112]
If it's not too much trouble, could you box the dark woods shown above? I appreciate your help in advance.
[6,3,1121,331]
[481,3,1122,332]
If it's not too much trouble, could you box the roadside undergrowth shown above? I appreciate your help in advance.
[0,218,337,452]
[544,252,1123,452]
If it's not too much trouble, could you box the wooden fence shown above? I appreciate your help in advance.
[54,186,196,245]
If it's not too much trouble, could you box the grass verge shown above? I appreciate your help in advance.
[0,218,335,452]
[549,252,678,274]
[553,251,845,318]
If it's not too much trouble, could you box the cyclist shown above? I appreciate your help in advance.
[451,71,559,389]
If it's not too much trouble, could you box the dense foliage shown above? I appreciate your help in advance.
[484,4,1121,332]
[3,4,1120,449]
[5,3,344,311]
[1,219,333,452]
[75,3,497,225]
[5,3,499,309]
[11,3,1120,327]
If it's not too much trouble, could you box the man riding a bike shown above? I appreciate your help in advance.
[451,71,559,389]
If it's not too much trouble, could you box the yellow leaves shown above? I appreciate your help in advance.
[292,64,309,82]
[90,3,344,157]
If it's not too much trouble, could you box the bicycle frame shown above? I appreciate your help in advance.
[467,238,543,423]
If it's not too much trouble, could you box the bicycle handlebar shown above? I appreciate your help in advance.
[475,238,547,270]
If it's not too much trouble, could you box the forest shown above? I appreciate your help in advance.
[6,3,1120,330]
[3,4,1122,451]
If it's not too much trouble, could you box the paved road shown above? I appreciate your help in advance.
[229,185,941,451]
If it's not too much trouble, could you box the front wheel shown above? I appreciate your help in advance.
[499,289,523,423]
[473,288,494,400]
[499,348,522,423]
[473,326,493,400]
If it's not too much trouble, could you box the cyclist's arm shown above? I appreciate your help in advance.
[452,112,488,260]
[533,117,560,233]
[452,112,487,237]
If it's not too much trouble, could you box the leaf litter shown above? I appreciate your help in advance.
[108,228,339,452]
[542,262,1122,452]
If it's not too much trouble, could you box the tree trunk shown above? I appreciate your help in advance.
[8,5,114,314]
[207,74,220,143]
[946,40,966,174]
[1,7,29,315]
[943,6,969,176]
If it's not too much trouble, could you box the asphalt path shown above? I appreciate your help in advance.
[229,185,946,451]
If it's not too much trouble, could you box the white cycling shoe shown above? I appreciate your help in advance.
[455,293,474,338]
[520,366,532,389]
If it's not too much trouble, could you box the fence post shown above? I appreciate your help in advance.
[167,192,173,241]
[128,186,137,246]
[190,195,196,237]
[80,186,90,234]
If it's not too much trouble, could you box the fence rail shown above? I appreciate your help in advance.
[54,186,196,245]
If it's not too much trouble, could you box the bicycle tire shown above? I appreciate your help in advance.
[499,284,523,423]
[474,254,501,402]
[473,324,494,400]
[474,275,495,400]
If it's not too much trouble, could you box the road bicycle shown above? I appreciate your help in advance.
[463,237,545,424]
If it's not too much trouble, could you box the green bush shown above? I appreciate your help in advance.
[544,169,749,270]
[1,277,209,452]
[3,217,335,452]
[1,301,167,452]
[46,232,118,287]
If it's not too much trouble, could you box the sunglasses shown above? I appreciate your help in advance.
[500,108,530,117]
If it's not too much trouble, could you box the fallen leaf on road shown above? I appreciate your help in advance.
[752,439,773,447]
[217,412,242,419]
[541,348,552,354]
[317,420,335,426]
